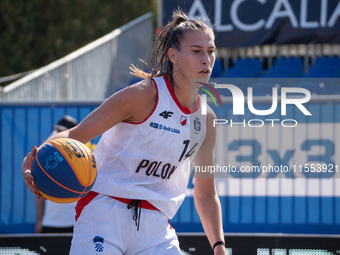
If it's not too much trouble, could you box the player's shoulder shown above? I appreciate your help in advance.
[131,78,157,96]
[119,78,157,104]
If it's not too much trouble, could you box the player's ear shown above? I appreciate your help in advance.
[168,48,177,64]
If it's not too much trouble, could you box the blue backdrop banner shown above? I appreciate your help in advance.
[1,98,340,234]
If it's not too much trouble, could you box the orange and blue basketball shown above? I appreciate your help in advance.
[31,138,97,203]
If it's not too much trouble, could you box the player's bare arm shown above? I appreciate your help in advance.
[194,106,227,255]
[22,78,157,197]
[67,78,157,143]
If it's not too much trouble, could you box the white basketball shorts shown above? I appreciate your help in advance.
[69,192,181,255]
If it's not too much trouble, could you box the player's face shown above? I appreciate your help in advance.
[169,29,216,83]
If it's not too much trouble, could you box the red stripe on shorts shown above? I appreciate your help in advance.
[75,192,160,221]
[75,191,99,221]
[110,196,159,211]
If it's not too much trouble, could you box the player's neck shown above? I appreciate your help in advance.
[173,79,198,111]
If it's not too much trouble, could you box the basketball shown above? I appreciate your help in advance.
[31,138,97,203]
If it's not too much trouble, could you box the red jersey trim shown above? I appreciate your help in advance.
[123,79,159,125]
[163,76,200,114]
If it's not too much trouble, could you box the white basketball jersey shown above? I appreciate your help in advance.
[92,76,207,218]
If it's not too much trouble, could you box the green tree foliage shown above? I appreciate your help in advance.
[0,0,156,80]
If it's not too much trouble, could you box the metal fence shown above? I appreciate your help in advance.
[0,13,153,101]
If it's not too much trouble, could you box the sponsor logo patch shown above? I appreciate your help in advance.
[93,236,104,252]
[150,122,180,134]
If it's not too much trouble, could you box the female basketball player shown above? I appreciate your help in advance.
[22,9,227,255]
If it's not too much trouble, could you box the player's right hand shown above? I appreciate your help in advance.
[22,146,41,198]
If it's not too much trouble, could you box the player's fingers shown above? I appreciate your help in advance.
[23,169,40,196]
[22,146,40,197]
[21,146,38,175]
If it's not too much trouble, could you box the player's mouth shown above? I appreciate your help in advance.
[199,69,211,76]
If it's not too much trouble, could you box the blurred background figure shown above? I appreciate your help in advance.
[35,115,78,233]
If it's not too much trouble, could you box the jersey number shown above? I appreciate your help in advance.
[179,140,198,162]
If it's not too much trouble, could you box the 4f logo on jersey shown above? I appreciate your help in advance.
[93,236,104,252]
[159,111,173,119]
